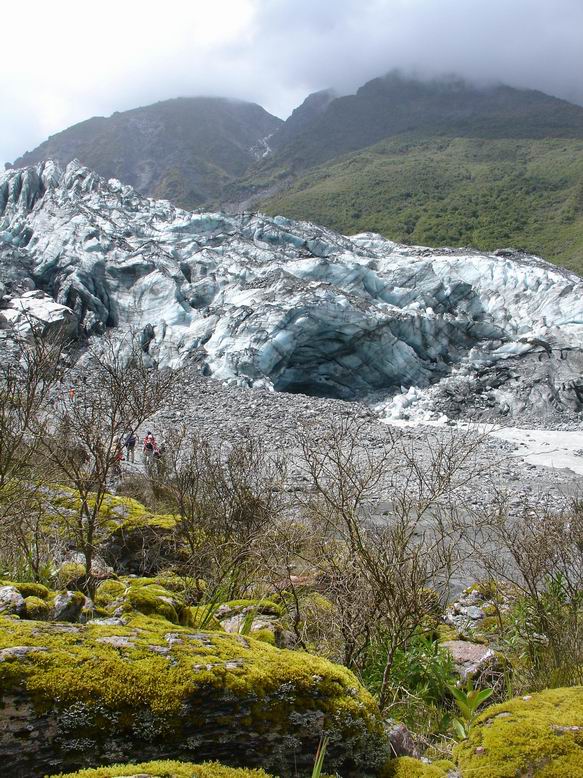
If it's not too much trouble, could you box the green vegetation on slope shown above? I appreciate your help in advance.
[259,135,583,275]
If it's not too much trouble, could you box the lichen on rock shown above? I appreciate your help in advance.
[0,613,387,777]
[48,759,275,777]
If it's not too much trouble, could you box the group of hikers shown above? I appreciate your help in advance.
[111,430,165,477]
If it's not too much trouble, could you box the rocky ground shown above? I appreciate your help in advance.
[144,367,582,513]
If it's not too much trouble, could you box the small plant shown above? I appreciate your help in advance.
[312,734,329,778]
[448,680,493,739]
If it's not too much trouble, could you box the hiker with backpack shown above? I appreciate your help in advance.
[111,441,124,478]
[143,431,157,472]
[124,430,138,463]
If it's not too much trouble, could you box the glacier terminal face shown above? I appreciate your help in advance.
[1,160,583,422]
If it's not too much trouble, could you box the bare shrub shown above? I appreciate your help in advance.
[36,334,177,594]
[466,493,583,690]
[160,427,287,600]
[0,327,65,579]
[284,417,481,709]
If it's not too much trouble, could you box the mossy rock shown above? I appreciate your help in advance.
[382,756,453,777]
[43,486,180,576]
[123,584,180,623]
[23,595,50,620]
[0,614,387,777]
[55,562,86,589]
[0,580,50,599]
[94,578,220,629]
[49,760,274,777]
[94,579,126,609]
[454,686,583,777]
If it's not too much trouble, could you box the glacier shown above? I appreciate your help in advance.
[1,160,583,422]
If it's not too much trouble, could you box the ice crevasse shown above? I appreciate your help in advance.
[1,160,583,419]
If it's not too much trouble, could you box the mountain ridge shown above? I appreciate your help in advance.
[11,96,282,209]
[9,73,583,273]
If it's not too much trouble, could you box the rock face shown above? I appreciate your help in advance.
[0,614,387,778]
[2,161,583,421]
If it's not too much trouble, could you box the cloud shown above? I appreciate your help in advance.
[2,0,583,165]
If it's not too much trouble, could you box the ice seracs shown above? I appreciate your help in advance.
[1,160,583,422]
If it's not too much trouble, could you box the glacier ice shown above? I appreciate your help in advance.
[1,160,583,420]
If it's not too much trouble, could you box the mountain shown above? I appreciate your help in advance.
[2,160,583,424]
[241,73,583,179]
[269,88,336,151]
[11,97,282,209]
[232,73,583,273]
[10,74,583,274]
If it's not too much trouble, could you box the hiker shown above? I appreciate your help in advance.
[143,431,156,471]
[124,430,138,463]
[111,442,124,478]
[68,385,75,402]
[153,442,166,478]
[143,431,156,454]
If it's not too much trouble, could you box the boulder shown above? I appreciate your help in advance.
[385,720,420,758]
[23,596,50,620]
[215,600,284,645]
[454,686,583,777]
[51,590,88,622]
[0,614,388,777]
[440,640,499,682]
[0,586,25,616]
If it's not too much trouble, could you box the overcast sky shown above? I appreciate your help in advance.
[2,0,583,166]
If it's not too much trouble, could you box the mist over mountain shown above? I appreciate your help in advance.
[9,72,583,273]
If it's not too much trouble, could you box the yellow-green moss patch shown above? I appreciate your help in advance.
[55,562,86,589]
[49,760,274,777]
[382,756,453,777]
[0,613,387,776]
[0,580,49,599]
[454,686,583,777]
[23,595,50,620]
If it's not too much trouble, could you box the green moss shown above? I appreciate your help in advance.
[23,595,50,620]
[55,562,86,589]
[0,580,50,599]
[0,612,382,732]
[251,628,276,646]
[49,485,179,535]
[122,585,179,623]
[455,686,583,777]
[381,756,452,777]
[94,579,125,608]
[437,624,459,642]
[49,760,274,777]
